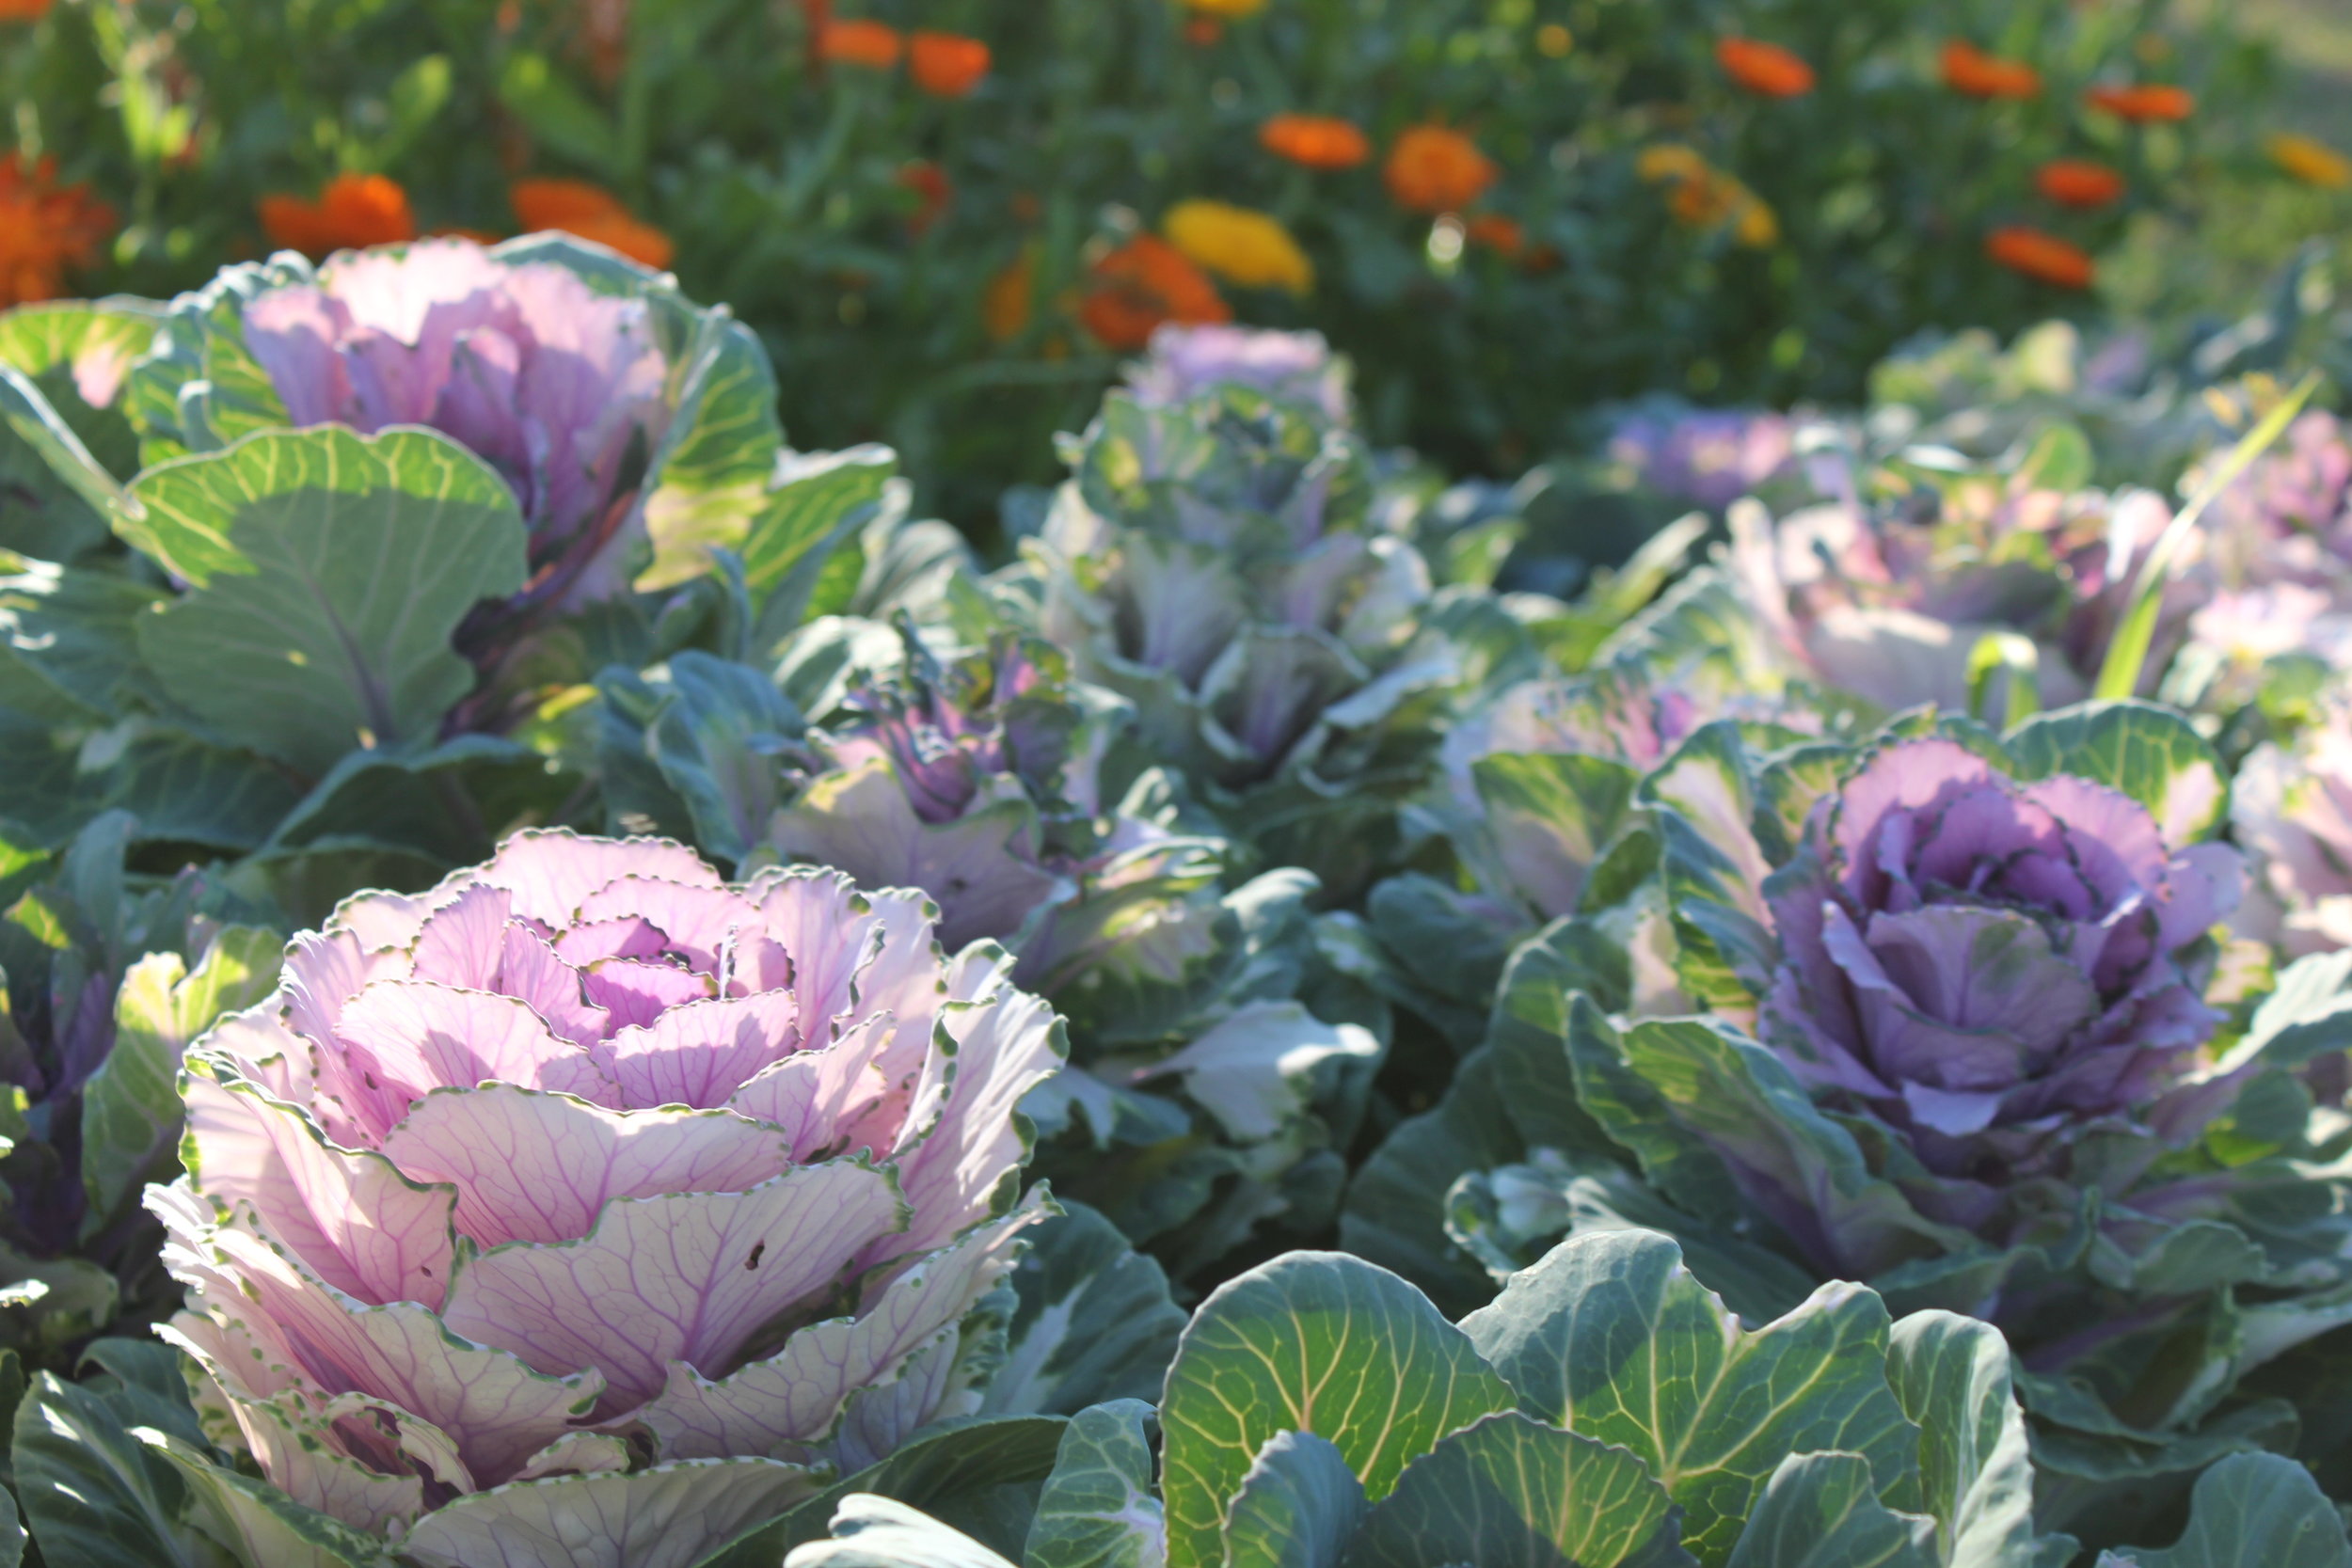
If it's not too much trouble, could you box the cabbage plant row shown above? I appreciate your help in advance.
[0,236,2347,1568]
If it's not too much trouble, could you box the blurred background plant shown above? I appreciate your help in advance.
[5,0,2345,537]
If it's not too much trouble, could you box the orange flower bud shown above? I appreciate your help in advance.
[817,18,901,70]
[258,173,417,258]
[2035,159,2125,209]
[2085,83,2193,122]
[1716,37,1815,99]
[1259,114,1372,171]
[909,31,990,97]
[1986,225,2095,289]
[1939,40,2041,100]
[510,179,675,269]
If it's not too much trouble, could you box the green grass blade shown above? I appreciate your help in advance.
[2092,373,2321,701]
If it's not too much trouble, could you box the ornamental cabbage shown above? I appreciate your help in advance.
[0,813,278,1364]
[148,830,1063,1566]
[1016,330,1451,895]
[767,625,1221,981]
[1727,467,2179,713]
[754,619,1382,1285]
[117,233,794,604]
[2205,408,2352,595]
[1749,735,2236,1269]
[238,239,668,606]
[1366,658,1823,1048]
[1123,323,1350,423]
[788,1229,2100,1568]
[2235,688,2352,955]
[1606,403,1796,512]
[1413,707,2352,1488]
[2179,411,2352,706]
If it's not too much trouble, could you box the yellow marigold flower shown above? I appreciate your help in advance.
[1636,144,1709,184]
[1733,190,1779,247]
[2270,133,2352,190]
[1162,198,1313,293]
[1179,0,1264,16]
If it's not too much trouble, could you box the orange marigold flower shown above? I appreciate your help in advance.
[1669,173,1740,230]
[0,155,114,307]
[897,160,954,236]
[910,31,990,97]
[1716,38,1815,99]
[2035,159,2125,208]
[0,0,54,20]
[817,18,901,69]
[510,179,675,269]
[1465,214,1526,259]
[2268,133,2352,189]
[258,173,417,258]
[1078,234,1230,351]
[982,245,1036,341]
[2086,83,2193,122]
[1940,40,2041,100]
[1986,225,2095,289]
[1260,114,1371,171]
[1384,125,1498,214]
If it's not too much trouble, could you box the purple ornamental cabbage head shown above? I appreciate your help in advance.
[1757,738,2237,1271]
[1607,405,1797,512]
[2234,691,2352,957]
[149,831,1062,1566]
[1125,324,1351,425]
[1728,481,2180,714]
[242,239,670,605]
[765,630,1226,1009]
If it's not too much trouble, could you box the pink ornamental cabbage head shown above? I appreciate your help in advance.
[2235,691,2352,957]
[1728,483,2181,714]
[2205,409,2352,597]
[242,239,670,603]
[148,831,1062,1564]
[1126,324,1352,425]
